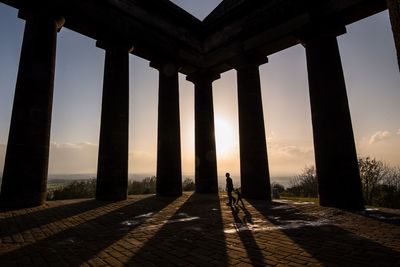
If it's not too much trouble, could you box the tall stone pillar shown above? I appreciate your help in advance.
[0,12,63,208]
[187,71,220,194]
[96,41,131,201]
[303,30,364,209]
[387,0,400,71]
[234,55,271,200]
[150,61,182,196]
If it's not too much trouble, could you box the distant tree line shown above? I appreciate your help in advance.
[47,176,196,200]
[275,157,400,208]
[358,157,400,208]
[47,179,96,200]
[285,165,318,198]
[128,176,156,195]
[182,178,195,191]
[40,157,400,208]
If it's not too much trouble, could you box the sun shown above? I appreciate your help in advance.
[214,116,236,156]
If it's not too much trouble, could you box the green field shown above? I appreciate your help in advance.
[47,179,74,190]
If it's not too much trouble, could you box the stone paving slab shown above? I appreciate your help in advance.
[1,192,400,266]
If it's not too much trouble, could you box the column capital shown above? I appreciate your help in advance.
[230,52,268,70]
[186,70,220,84]
[18,9,65,30]
[298,25,346,47]
[96,40,134,52]
[150,61,180,77]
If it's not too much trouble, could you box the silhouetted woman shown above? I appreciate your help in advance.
[225,172,236,206]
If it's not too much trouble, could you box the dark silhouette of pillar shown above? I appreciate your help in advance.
[303,30,364,209]
[234,55,271,200]
[387,0,400,71]
[187,71,220,194]
[96,41,131,201]
[150,61,182,196]
[0,13,64,208]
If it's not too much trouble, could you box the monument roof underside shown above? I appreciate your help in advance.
[0,0,388,75]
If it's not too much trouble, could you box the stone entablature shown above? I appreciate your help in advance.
[0,0,388,74]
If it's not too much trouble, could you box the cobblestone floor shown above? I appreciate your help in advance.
[1,192,400,266]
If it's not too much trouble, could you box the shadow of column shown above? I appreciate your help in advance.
[125,193,229,266]
[247,199,400,266]
[0,199,105,239]
[349,208,400,227]
[0,195,177,266]
[229,204,266,266]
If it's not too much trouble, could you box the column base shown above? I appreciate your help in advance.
[96,193,127,201]
[319,199,364,210]
[0,194,46,209]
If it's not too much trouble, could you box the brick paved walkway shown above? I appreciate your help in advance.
[1,192,400,266]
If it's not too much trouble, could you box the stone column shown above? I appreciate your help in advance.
[303,30,364,209]
[187,71,220,194]
[234,55,271,200]
[95,41,131,201]
[387,0,400,71]
[150,61,182,196]
[0,12,63,208]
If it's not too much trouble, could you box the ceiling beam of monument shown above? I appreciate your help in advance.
[0,0,387,74]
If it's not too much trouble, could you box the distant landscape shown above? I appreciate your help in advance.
[1,157,399,209]
[0,172,292,188]
[45,173,292,188]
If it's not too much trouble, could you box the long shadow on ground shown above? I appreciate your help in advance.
[351,208,400,226]
[126,193,229,267]
[0,195,177,266]
[229,204,267,266]
[248,199,400,267]
[0,199,106,239]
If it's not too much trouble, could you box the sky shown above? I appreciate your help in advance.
[0,1,399,184]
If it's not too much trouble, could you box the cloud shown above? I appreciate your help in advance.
[266,131,276,141]
[397,129,400,135]
[277,145,313,158]
[49,141,99,173]
[264,141,316,176]
[268,142,313,158]
[50,141,98,149]
[368,131,392,144]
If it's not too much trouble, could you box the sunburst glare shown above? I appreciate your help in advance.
[215,116,236,156]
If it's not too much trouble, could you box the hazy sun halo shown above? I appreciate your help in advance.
[215,116,236,156]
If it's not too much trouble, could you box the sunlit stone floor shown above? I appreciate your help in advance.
[1,192,400,266]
